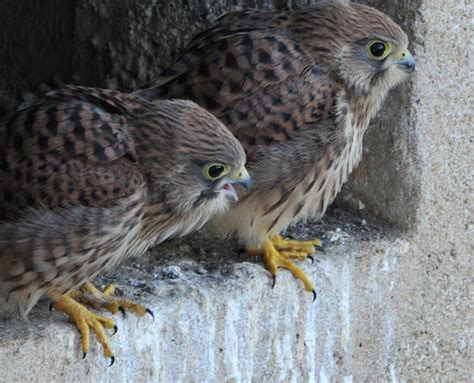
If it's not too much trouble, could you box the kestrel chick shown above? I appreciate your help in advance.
[136,1,415,296]
[0,86,249,362]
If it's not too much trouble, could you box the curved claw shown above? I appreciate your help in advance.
[49,302,54,312]
[307,255,315,264]
[146,308,155,322]
[118,306,126,318]
[112,325,118,336]
[311,289,317,302]
[271,275,276,289]
[108,356,115,367]
[315,245,325,254]
[82,352,87,359]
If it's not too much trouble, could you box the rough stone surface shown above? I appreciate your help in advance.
[0,0,75,87]
[399,1,473,379]
[0,0,472,382]
[72,0,322,90]
[0,0,74,116]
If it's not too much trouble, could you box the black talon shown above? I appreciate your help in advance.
[307,255,315,264]
[146,308,155,322]
[315,245,325,254]
[112,325,118,336]
[311,290,317,302]
[82,352,87,359]
[321,238,331,246]
[118,306,126,318]
[271,275,276,289]
[108,356,115,367]
[49,302,54,312]
[238,248,246,256]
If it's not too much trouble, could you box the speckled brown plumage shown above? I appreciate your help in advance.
[136,1,414,268]
[0,85,248,314]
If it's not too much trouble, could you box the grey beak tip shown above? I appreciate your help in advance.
[404,61,416,71]
[243,180,251,192]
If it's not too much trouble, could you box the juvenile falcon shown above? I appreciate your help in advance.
[136,1,415,297]
[0,86,250,363]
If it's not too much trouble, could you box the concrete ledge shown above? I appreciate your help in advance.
[0,211,421,382]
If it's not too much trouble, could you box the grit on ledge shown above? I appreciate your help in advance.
[0,209,417,382]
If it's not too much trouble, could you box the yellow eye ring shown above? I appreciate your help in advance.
[203,163,230,180]
[367,40,391,60]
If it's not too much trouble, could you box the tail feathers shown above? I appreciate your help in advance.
[1,190,146,316]
[0,208,87,315]
[133,83,171,102]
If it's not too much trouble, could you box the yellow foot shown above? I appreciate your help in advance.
[71,282,154,320]
[271,234,324,259]
[246,235,324,301]
[49,293,117,365]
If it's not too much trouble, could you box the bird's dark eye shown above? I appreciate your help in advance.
[208,165,224,178]
[370,42,386,57]
[204,163,230,180]
[367,40,391,60]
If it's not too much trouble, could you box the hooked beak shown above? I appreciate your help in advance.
[395,49,415,71]
[221,167,251,201]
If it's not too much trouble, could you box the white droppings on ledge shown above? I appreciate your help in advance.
[340,258,354,354]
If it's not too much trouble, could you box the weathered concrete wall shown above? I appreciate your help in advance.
[0,0,75,86]
[0,0,75,116]
[401,1,473,378]
[0,0,472,382]
[72,0,321,90]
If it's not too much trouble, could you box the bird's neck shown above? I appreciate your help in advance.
[345,85,387,132]
[333,85,388,172]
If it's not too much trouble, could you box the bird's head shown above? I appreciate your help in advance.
[144,99,250,216]
[292,1,414,95]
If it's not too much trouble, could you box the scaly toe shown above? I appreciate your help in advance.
[279,250,308,261]
[50,294,116,359]
[274,243,315,254]
[244,237,317,294]
[113,300,147,317]
[102,284,116,297]
[73,282,148,318]
[271,235,323,254]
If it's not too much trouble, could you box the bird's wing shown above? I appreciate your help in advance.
[0,86,146,218]
[136,15,340,163]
